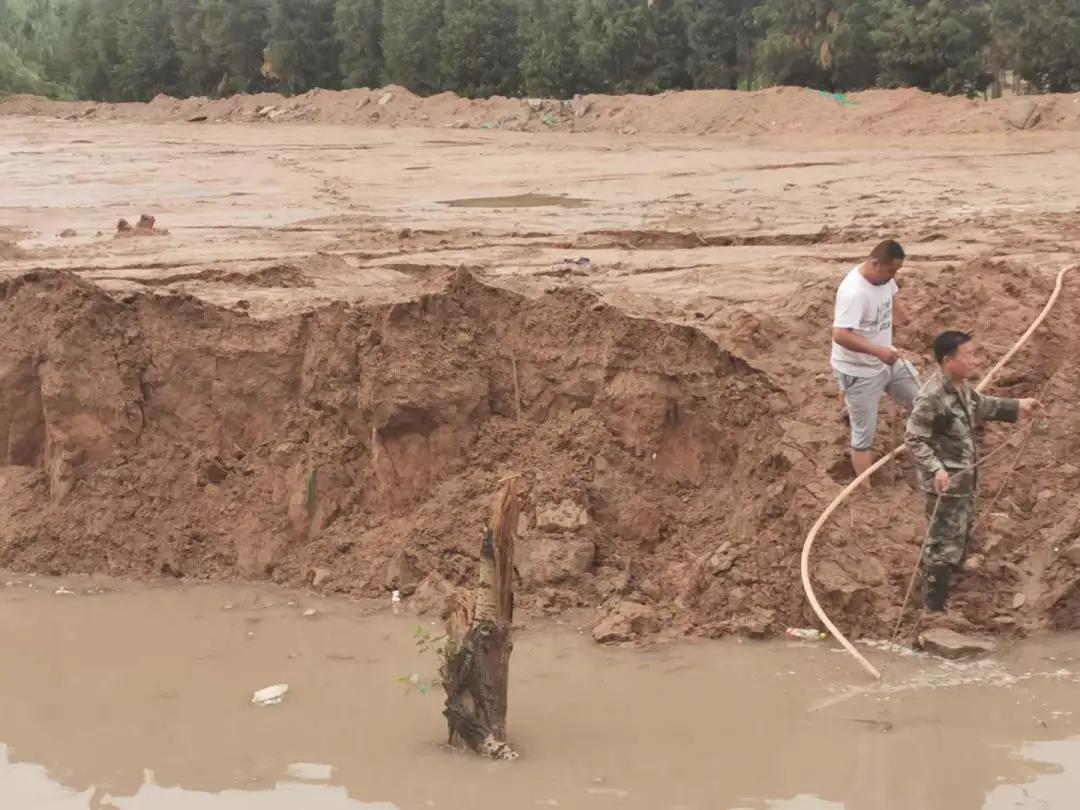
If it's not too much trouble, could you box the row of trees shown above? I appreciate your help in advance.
[3,0,1079,102]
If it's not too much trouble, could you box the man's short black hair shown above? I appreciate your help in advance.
[870,239,905,263]
[933,330,972,364]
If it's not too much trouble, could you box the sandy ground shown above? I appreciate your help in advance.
[3,118,1079,311]
[2,106,1080,642]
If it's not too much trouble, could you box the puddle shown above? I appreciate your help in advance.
[438,193,588,209]
[1,576,1079,810]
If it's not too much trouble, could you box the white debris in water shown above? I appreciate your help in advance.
[54,587,75,596]
[857,638,926,658]
[251,683,289,705]
[302,608,317,617]
[285,762,332,781]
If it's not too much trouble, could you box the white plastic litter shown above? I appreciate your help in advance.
[251,684,289,706]
[286,762,333,781]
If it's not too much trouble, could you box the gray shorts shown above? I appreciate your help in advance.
[835,360,921,451]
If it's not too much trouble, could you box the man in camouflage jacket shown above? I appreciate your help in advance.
[905,331,1040,611]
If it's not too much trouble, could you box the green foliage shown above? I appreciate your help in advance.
[575,0,658,93]
[334,0,382,88]
[167,0,215,96]
[199,0,270,95]
[115,0,182,100]
[0,0,73,96]
[398,624,453,696]
[991,0,1080,93]
[439,0,521,97]
[67,0,125,101]
[381,0,443,93]
[266,0,340,93]
[651,0,691,90]
[518,0,581,98]
[3,0,1080,102]
[753,0,831,89]
[677,0,758,90]
[873,0,991,96]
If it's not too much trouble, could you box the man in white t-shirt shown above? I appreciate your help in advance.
[831,239,919,477]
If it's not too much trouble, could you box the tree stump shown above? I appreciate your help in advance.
[441,476,521,759]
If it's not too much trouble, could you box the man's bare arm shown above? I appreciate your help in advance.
[832,327,891,361]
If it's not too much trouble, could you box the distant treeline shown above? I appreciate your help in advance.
[2,0,1078,102]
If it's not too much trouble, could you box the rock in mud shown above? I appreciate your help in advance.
[1006,99,1041,130]
[535,500,589,532]
[310,567,332,589]
[918,628,996,660]
[592,600,657,643]
[378,92,394,106]
[408,575,456,617]
[614,494,662,547]
[519,535,595,585]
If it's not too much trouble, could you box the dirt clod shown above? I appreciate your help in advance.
[592,601,658,643]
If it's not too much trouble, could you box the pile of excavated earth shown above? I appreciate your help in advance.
[0,84,1072,135]
[2,85,1080,647]
[2,260,1077,644]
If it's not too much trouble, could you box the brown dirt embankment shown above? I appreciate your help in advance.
[1,264,1078,643]
[2,85,1078,136]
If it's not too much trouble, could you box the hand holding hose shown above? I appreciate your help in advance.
[933,469,950,495]
[1018,398,1041,419]
[874,345,902,366]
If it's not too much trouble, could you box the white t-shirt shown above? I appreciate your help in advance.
[830,264,898,377]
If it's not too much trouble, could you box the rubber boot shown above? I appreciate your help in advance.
[924,564,952,612]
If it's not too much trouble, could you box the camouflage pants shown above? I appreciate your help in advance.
[923,491,977,568]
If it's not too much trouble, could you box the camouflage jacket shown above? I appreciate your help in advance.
[905,372,1019,494]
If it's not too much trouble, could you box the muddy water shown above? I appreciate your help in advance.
[1,577,1078,810]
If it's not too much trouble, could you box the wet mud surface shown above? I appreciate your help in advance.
[1,578,1078,810]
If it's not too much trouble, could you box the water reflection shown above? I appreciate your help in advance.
[2,579,1079,810]
[0,745,397,810]
[984,737,1080,809]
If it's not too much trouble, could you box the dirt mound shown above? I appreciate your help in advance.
[0,268,817,639]
[1,261,1077,643]
[4,86,1080,137]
